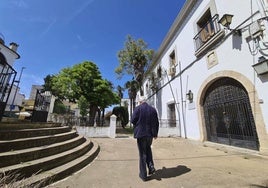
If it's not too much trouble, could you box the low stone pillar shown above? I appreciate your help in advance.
[109,115,117,138]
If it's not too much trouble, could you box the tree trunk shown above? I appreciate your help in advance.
[89,104,98,126]
[130,98,133,121]
[101,108,105,126]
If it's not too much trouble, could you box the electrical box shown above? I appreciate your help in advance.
[249,20,263,38]
[244,20,264,41]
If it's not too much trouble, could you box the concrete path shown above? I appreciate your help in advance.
[50,136,268,188]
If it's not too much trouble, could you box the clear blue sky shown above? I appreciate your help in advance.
[0,0,185,99]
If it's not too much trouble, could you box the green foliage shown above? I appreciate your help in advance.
[116,35,154,98]
[112,106,129,127]
[97,79,121,111]
[50,61,120,121]
[51,61,101,102]
[43,74,54,92]
[115,35,154,80]
[51,61,119,106]
[53,99,67,114]
[78,95,88,117]
[125,80,139,99]
[117,85,124,99]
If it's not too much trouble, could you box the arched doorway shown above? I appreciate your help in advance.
[203,77,259,150]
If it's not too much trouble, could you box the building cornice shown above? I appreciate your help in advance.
[0,43,20,59]
[147,0,198,74]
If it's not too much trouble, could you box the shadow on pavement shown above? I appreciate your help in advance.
[149,165,191,181]
[249,184,268,188]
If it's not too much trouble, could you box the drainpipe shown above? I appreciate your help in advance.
[178,62,187,139]
[256,0,268,17]
[164,69,183,138]
[256,0,268,46]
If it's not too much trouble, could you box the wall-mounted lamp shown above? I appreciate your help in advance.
[219,14,233,29]
[186,90,193,103]
[218,14,241,36]
[252,56,268,75]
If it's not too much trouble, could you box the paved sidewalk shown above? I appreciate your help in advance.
[50,136,268,188]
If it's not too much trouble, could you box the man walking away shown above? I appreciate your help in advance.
[131,96,159,181]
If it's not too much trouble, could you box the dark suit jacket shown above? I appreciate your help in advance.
[131,102,159,139]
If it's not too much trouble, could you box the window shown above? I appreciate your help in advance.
[194,10,224,55]
[167,103,176,127]
[198,10,215,43]
[145,81,152,96]
[168,50,177,77]
[170,51,176,66]
[193,1,225,56]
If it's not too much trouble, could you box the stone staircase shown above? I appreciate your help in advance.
[0,122,100,187]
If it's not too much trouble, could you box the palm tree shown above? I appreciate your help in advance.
[125,80,139,119]
[116,85,124,106]
[116,35,154,96]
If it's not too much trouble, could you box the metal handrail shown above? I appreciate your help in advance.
[193,14,221,51]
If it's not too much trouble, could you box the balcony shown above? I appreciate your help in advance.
[193,14,225,57]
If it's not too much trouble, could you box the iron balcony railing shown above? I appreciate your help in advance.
[193,14,221,51]
[159,119,179,128]
[0,65,16,102]
[0,63,16,121]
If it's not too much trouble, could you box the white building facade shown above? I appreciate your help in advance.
[5,84,25,111]
[0,36,20,120]
[141,0,268,153]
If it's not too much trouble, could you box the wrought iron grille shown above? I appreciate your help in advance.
[0,54,16,120]
[31,90,50,122]
[159,119,179,128]
[203,78,259,150]
[193,14,221,51]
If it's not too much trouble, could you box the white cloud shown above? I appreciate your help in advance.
[40,18,57,37]
[66,0,95,23]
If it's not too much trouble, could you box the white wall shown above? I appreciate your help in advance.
[5,85,25,111]
[144,0,268,143]
[0,43,19,67]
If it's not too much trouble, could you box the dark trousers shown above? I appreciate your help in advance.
[137,137,154,178]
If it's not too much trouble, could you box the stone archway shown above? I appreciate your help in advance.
[203,77,258,150]
[197,71,268,152]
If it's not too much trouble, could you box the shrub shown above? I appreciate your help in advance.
[112,106,129,128]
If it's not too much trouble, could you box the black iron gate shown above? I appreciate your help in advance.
[31,90,50,122]
[0,53,17,121]
[203,77,259,150]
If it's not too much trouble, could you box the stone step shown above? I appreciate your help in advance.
[14,140,100,188]
[0,123,100,187]
[0,122,61,130]
[0,130,77,152]
[0,135,86,168]
[0,138,94,182]
[0,126,71,140]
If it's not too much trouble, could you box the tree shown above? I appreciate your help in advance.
[53,99,67,114]
[112,106,129,128]
[116,85,124,105]
[51,61,119,125]
[115,35,154,96]
[125,79,139,118]
[78,95,88,118]
[43,75,54,92]
[96,79,120,125]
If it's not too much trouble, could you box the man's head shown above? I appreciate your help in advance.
[138,96,146,104]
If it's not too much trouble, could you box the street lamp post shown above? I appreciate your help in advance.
[10,67,25,113]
